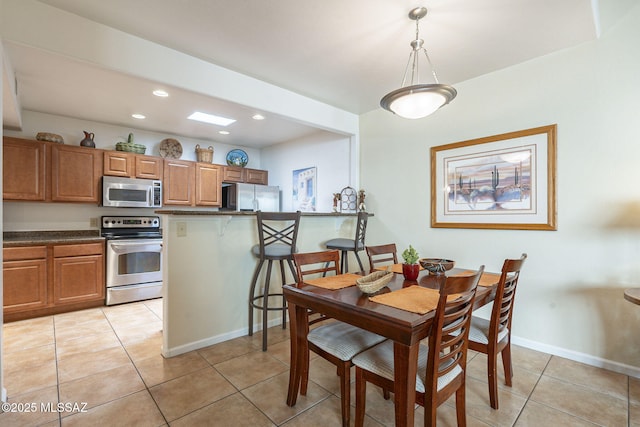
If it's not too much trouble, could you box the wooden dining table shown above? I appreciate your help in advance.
[283,266,500,427]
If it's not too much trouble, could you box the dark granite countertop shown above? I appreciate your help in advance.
[3,230,104,247]
[154,210,371,217]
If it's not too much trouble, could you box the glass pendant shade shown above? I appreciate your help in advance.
[381,83,457,119]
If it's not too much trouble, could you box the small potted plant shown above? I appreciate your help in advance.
[401,245,420,281]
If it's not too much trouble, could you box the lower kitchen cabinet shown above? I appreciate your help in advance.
[53,243,105,305]
[3,246,48,314]
[3,242,105,322]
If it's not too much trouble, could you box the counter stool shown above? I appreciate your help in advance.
[325,211,368,273]
[249,210,301,351]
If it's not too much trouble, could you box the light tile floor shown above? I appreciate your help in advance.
[1,298,638,426]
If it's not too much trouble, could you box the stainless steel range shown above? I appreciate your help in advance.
[101,215,163,305]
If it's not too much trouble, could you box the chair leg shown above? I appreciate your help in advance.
[262,260,274,351]
[502,342,513,387]
[354,250,365,273]
[424,397,437,427]
[338,362,351,427]
[341,250,349,273]
[487,349,499,409]
[355,367,366,427]
[278,260,287,329]
[248,259,264,336]
[456,380,467,427]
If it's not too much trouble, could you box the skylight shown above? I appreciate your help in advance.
[187,112,236,126]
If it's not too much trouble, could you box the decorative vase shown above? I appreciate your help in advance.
[402,263,420,281]
[80,131,95,148]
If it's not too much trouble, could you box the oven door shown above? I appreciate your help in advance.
[106,238,162,287]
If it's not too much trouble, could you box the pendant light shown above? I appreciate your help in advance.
[380,7,456,119]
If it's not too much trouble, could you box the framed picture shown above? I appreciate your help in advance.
[292,167,317,212]
[430,124,557,230]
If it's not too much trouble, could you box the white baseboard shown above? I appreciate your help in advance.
[161,319,640,380]
[512,336,640,378]
[162,317,284,358]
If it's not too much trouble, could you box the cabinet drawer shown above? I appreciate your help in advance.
[53,243,104,258]
[3,246,47,261]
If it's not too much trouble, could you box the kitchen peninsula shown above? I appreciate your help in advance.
[155,210,371,357]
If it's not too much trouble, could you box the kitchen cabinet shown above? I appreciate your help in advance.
[3,242,105,321]
[3,246,48,314]
[3,137,47,201]
[51,144,103,203]
[53,243,104,305]
[163,159,195,205]
[223,166,268,185]
[195,163,223,206]
[103,151,163,180]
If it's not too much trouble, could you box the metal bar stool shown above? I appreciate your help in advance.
[248,210,301,351]
[325,211,368,273]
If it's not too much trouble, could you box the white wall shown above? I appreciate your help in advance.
[261,131,353,212]
[360,4,640,372]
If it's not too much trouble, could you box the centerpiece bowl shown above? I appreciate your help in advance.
[419,258,455,275]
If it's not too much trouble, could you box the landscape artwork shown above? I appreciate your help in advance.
[445,145,535,214]
[430,125,557,230]
[292,167,317,212]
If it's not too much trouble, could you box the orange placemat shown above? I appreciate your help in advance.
[369,286,459,314]
[453,271,501,287]
[374,263,424,274]
[304,273,362,290]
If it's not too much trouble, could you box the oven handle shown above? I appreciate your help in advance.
[109,241,163,254]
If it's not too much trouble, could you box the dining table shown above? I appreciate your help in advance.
[283,265,500,427]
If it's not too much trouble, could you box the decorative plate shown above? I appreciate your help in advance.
[159,138,183,159]
[226,149,248,167]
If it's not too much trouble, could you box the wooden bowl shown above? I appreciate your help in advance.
[419,258,455,275]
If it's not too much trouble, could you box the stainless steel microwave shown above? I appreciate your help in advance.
[102,176,162,208]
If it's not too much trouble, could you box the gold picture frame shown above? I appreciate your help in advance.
[430,124,557,230]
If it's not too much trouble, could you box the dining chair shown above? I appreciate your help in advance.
[466,253,527,410]
[325,211,368,273]
[352,266,484,427]
[365,243,398,272]
[248,210,301,351]
[291,250,386,427]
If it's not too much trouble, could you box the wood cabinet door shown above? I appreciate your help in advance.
[51,145,103,203]
[163,159,195,205]
[223,166,245,183]
[135,155,163,180]
[3,137,47,201]
[3,258,48,313]
[53,244,104,305]
[195,163,222,206]
[245,168,268,185]
[103,151,133,177]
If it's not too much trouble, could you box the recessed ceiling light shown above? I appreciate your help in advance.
[252,114,265,120]
[188,111,236,126]
[218,130,230,135]
[153,89,169,97]
[131,113,146,119]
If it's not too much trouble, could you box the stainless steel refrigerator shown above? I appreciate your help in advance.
[222,183,280,211]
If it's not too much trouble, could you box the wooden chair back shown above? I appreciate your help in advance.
[293,250,342,283]
[489,253,527,343]
[421,266,484,419]
[365,243,398,272]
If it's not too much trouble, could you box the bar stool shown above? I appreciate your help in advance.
[248,210,301,351]
[325,211,368,273]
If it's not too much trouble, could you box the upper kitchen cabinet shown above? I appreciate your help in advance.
[163,159,195,206]
[51,144,103,203]
[223,166,268,185]
[3,137,47,201]
[195,163,222,206]
[103,150,163,180]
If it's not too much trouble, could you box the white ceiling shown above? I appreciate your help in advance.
[3,0,599,148]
